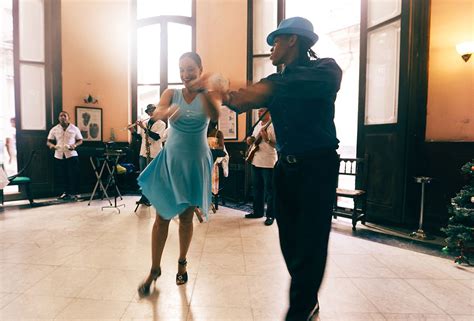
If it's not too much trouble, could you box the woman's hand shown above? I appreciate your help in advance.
[189,73,229,95]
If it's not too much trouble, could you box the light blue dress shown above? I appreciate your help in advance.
[138,89,213,219]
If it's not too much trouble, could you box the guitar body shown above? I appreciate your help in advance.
[245,144,259,163]
[244,120,272,163]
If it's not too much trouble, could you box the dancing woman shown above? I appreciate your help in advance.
[137,52,219,295]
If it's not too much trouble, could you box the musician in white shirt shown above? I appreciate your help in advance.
[46,111,83,200]
[245,108,277,225]
[128,104,166,206]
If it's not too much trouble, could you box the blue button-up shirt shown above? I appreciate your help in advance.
[226,58,342,155]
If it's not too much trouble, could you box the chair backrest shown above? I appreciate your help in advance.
[8,150,37,180]
[337,155,368,190]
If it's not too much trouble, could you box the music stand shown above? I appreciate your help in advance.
[88,150,126,213]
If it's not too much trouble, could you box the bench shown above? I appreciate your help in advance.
[0,151,36,206]
[333,156,368,230]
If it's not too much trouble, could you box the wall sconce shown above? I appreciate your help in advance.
[456,41,474,62]
[83,94,99,104]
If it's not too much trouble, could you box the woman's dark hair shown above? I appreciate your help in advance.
[297,36,318,64]
[180,52,202,69]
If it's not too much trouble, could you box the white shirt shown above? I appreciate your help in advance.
[137,119,166,158]
[251,121,277,168]
[47,124,83,159]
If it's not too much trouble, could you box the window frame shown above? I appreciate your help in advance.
[131,0,196,123]
[246,0,283,129]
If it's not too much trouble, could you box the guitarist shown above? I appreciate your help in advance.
[245,108,277,226]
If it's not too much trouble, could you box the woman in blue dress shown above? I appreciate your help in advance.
[137,52,220,295]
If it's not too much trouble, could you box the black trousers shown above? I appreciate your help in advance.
[55,156,80,195]
[251,165,274,218]
[274,151,339,321]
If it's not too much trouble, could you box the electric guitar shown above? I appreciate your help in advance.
[244,120,272,163]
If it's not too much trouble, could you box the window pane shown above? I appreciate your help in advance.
[137,24,160,84]
[253,56,275,83]
[0,0,16,176]
[19,0,44,62]
[367,0,401,28]
[365,20,400,125]
[137,0,192,19]
[253,0,277,54]
[137,85,160,118]
[168,23,192,84]
[20,63,45,130]
[286,0,360,36]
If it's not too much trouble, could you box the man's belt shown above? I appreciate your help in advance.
[279,149,337,164]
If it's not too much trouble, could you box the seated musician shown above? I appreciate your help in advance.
[206,121,228,211]
[245,108,277,226]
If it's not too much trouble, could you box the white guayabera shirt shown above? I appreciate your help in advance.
[47,124,83,159]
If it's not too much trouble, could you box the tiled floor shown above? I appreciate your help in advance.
[0,197,472,321]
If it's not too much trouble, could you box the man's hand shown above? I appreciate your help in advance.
[246,136,256,145]
[137,120,146,130]
[260,129,269,142]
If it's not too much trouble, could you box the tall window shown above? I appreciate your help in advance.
[248,0,279,124]
[1,0,16,176]
[364,0,401,125]
[133,0,195,119]
[285,0,360,158]
[18,0,46,131]
[250,0,360,157]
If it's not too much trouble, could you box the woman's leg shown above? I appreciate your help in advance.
[178,206,195,275]
[145,213,170,284]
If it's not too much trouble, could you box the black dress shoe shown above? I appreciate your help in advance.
[264,217,274,226]
[245,213,264,219]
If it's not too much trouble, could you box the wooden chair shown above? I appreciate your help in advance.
[0,151,36,206]
[333,155,368,230]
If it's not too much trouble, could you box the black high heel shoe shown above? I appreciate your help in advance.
[176,259,188,285]
[137,268,161,296]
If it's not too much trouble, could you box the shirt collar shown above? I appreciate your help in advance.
[282,59,315,74]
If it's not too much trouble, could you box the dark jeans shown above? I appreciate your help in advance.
[139,156,154,172]
[274,151,339,321]
[251,165,274,218]
[55,156,80,195]
[139,156,153,202]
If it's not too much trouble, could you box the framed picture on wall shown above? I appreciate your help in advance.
[75,106,102,141]
[218,107,238,140]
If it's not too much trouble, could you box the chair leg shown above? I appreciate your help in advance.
[0,189,4,205]
[361,195,367,225]
[351,199,357,231]
[25,183,34,205]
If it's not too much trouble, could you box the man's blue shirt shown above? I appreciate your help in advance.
[261,58,342,155]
